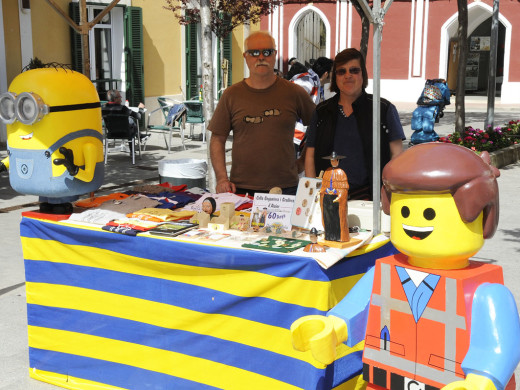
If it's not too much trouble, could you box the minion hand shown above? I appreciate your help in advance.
[0,161,6,173]
[442,374,497,390]
[53,147,79,176]
[290,315,348,365]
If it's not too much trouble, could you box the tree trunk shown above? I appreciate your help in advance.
[352,0,370,59]
[200,0,215,190]
[455,0,468,133]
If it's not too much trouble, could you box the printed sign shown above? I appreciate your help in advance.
[250,193,295,234]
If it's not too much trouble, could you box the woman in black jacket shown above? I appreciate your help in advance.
[304,48,405,200]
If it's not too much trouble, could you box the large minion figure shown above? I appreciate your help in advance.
[0,67,104,213]
[291,143,520,390]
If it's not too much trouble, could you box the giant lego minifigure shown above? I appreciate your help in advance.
[291,143,520,390]
[0,66,104,213]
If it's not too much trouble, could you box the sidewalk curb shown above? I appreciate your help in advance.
[490,144,520,168]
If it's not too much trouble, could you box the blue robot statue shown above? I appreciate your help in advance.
[410,79,451,145]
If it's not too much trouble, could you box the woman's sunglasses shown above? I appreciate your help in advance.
[245,49,276,57]
[336,67,362,76]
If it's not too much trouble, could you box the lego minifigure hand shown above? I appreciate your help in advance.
[290,315,348,365]
[442,374,497,390]
[53,147,79,176]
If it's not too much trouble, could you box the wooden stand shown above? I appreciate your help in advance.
[319,235,363,249]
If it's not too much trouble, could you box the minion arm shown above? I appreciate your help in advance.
[74,142,98,182]
[0,157,8,172]
[53,147,79,176]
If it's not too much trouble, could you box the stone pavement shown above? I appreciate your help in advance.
[1,98,520,389]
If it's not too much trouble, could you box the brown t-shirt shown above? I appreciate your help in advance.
[208,78,315,191]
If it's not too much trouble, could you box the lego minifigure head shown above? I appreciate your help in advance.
[381,143,500,269]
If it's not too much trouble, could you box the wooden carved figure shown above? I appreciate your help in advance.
[303,228,326,253]
[319,151,349,242]
[190,196,216,228]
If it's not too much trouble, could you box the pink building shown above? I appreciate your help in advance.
[261,0,520,103]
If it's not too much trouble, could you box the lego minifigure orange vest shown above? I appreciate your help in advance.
[362,253,504,390]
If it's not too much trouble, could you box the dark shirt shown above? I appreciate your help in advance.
[306,94,405,192]
[331,112,369,189]
[102,102,142,121]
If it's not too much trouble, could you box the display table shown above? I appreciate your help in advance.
[21,215,397,390]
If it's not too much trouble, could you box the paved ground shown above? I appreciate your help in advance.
[1,97,520,389]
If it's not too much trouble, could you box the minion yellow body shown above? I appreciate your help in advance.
[0,68,104,203]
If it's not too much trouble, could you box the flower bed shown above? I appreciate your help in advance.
[437,120,520,168]
[438,120,520,153]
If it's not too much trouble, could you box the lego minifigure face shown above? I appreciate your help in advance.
[390,192,484,269]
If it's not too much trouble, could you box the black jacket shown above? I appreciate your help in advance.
[313,91,392,195]
[102,102,141,121]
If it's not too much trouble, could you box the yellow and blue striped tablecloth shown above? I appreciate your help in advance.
[20,216,397,390]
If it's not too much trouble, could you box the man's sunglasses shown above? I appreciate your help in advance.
[245,49,276,57]
[336,67,362,76]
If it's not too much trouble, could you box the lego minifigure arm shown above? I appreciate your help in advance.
[442,373,497,390]
[463,283,520,389]
[290,266,375,365]
[445,283,520,390]
[328,266,375,347]
[291,314,348,365]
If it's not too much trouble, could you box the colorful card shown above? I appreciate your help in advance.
[290,177,324,231]
[178,229,231,242]
[242,236,310,253]
[250,193,295,234]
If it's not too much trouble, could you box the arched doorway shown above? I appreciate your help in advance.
[441,3,510,96]
[296,11,327,67]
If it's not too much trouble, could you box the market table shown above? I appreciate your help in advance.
[20,215,397,390]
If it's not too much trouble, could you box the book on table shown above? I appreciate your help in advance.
[148,221,198,237]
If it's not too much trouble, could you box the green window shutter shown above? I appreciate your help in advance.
[124,6,144,107]
[68,2,83,73]
[223,32,232,88]
[216,15,232,98]
[186,23,199,100]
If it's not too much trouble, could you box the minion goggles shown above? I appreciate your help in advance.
[0,92,100,125]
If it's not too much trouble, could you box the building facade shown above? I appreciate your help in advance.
[2,0,519,143]
[262,0,520,104]
[0,0,248,142]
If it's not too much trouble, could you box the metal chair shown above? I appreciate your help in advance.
[145,97,186,152]
[183,99,206,143]
[102,113,142,165]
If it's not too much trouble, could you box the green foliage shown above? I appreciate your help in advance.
[164,0,284,38]
[438,120,520,152]
[504,119,520,135]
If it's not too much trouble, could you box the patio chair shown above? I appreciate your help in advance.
[102,112,142,165]
[183,99,206,143]
[145,97,187,153]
